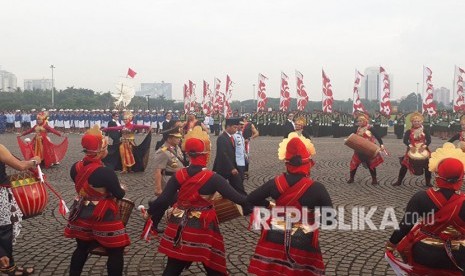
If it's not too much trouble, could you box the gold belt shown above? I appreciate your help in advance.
[270,219,315,235]
[171,207,202,219]
[421,238,465,250]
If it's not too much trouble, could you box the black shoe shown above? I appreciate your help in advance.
[392,181,401,186]
[347,178,354,184]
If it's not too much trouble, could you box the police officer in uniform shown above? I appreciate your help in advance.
[153,126,184,196]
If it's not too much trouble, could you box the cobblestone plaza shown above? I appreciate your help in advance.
[4,133,448,275]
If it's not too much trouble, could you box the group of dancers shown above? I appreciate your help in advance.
[2,107,465,275]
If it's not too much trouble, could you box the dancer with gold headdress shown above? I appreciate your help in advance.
[65,125,130,276]
[448,115,465,151]
[347,113,385,185]
[293,116,311,139]
[148,126,250,276]
[386,142,465,275]
[392,112,432,186]
[102,111,151,173]
[17,111,68,168]
[247,132,332,276]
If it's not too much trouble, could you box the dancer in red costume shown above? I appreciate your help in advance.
[247,132,332,276]
[65,125,129,276]
[102,111,151,173]
[347,113,385,185]
[386,142,465,275]
[17,111,68,168]
[148,126,250,276]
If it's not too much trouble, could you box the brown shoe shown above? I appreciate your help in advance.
[371,179,378,185]
[392,181,401,186]
[347,178,354,183]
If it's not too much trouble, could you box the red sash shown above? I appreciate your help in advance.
[396,189,465,272]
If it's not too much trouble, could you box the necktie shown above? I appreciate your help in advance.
[230,136,235,147]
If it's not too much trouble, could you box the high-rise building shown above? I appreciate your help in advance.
[433,87,450,106]
[135,81,172,99]
[24,79,53,91]
[360,67,394,101]
[0,67,18,92]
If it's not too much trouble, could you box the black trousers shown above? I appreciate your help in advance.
[69,239,124,276]
[220,172,246,196]
[0,224,14,267]
[163,257,225,276]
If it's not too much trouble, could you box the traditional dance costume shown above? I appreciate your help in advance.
[64,125,129,276]
[386,145,465,275]
[149,126,249,276]
[17,112,68,168]
[247,133,332,276]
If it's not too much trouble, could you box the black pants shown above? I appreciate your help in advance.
[221,173,246,196]
[69,239,124,276]
[0,224,14,267]
[163,257,225,276]
[413,242,465,273]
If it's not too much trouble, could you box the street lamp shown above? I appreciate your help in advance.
[50,65,55,107]
[416,82,419,112]
[145,94,150,110]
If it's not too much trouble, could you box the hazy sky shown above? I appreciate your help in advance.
[1,0,464,101]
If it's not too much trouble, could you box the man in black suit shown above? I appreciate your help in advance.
[107,112,121,144]
[213,117,246,195]
[283,112,295,138]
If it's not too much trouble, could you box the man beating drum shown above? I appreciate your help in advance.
[346,113,385,185]
[392,112,432,187]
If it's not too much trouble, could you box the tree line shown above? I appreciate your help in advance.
[0,87,447,114]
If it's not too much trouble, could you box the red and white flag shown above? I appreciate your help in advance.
[188,80,197,112]
[127,68,137,78]
[224,75,233,118]
[454,66,465,112]
[214,78,223,113]
[379,66,392,116]
[279,72,291,112]
[183,83,189,113]
[352,70,367,115]
[257,74,268,112]
[296,70,309,111]
[322,69,334,113]
[202,80,212,114]
[422,66,437,115]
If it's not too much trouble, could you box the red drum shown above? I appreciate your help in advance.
[212,196,243,223]
[90,198,134,256]
[344,133,380,159]
[9,171,48,219]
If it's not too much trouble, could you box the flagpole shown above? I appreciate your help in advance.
[422,66,425,114]
[453,65,456,112]
[253,83,256,113]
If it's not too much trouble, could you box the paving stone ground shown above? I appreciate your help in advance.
[2,132,451,275]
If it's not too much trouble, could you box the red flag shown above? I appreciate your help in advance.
[422,66,437,115]
[257,74,268,112]
[296,70,309,111]
[279,72,291,112]
[379,66,392,116]
[322,69,334,113]
[454,66,465,112]
[352,70,367,115]
[127,68,137,78]
[214,78,223,113]
[202,80,212,114]
[183,84,189,113]
[224,75,233,118]
[188,80,197,112]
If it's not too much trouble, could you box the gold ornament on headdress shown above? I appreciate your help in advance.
[278,132,316,160]
[37,111,49,121]
[294,116,307,125]
[182,126,211,153]
[428,142,465,173]
[357,113,369,122]
[123,111,133,120]
[86,124,103,137]
[410,112,424,123]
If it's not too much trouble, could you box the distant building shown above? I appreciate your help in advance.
[135,81,172,99]
[24,79,53,91]
[0,67,18,92]
[433,87,450,106]
[360,66,394,101]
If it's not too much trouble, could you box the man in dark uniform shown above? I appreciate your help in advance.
[283,112,295,138]
[394,112,405,139]
[107,112,121,145]
[213,118,246,195]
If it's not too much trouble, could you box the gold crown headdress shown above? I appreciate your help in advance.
[278,132,315,161]
[410,112,424,123]
[428,142,465,173]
